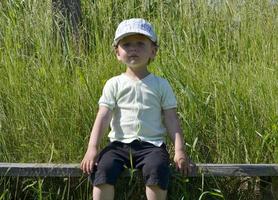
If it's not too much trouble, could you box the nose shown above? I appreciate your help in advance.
[129,43,138,51]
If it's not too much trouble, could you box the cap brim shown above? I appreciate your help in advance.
[113,31,156,46]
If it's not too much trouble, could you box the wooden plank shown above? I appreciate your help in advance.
[0,163,278,177]
[0,163,81,177]
[197,164,278,177]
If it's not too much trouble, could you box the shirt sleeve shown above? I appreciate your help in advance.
[98,78,116,110]
[161,79,177,110]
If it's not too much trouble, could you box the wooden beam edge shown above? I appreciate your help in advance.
[0,163,277,177]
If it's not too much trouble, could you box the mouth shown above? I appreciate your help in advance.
[129,54,139,59]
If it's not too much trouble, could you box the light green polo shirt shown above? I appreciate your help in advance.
[98,73,177,146]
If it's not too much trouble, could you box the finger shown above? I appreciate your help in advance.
[88,161,93,174]
[181,163,187,176]
[81,161,87,174]
[178,161,182,172]
[182,160,188,175]
[85,161,90,174]
[176,159,184,172]
[180,160,188,176]
[80,161,85,172]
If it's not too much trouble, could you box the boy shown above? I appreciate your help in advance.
[81,18,191,200]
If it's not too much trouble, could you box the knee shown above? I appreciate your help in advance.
[146,185,167,200]
[93,184,114,200]
[94,184,114,191]
[146,185,162,191]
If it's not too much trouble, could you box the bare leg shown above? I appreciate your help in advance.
[93,184,114,200]
[146,185,167,200]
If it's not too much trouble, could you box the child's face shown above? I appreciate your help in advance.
[115,34,157,69]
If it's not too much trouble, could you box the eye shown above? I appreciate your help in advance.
[122,42,130,48]
[137,41,145,46]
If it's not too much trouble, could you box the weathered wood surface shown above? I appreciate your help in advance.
[197,164,278,177]
[0,163,278,177]
[0,163,81,177]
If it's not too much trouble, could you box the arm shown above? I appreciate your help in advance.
[80,106,112,174]
[163,108,191,176]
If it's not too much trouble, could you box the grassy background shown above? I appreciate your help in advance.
[0,0,277,199]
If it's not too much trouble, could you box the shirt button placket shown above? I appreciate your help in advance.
[135,82,141,137]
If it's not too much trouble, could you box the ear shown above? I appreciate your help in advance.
[150,45,158,59]
[114,47,122,61]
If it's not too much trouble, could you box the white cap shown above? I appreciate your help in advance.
[113,18,157,46]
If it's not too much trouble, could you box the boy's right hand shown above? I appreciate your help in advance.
[80,106,112,175]
[80,147,98,174]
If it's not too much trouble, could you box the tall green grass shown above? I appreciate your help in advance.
[0,0,277,199]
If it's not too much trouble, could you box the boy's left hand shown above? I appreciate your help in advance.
[174,150,191,176]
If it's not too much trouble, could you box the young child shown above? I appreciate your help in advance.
[81,18,191,200]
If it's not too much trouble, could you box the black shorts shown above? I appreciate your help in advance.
[89,140,170,190]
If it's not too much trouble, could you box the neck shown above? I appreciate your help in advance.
[125,67,150,80]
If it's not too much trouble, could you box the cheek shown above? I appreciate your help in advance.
[115,50,123,60]
[116,49,128,61]
[119,48,127,55]
[144,48,154,57]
